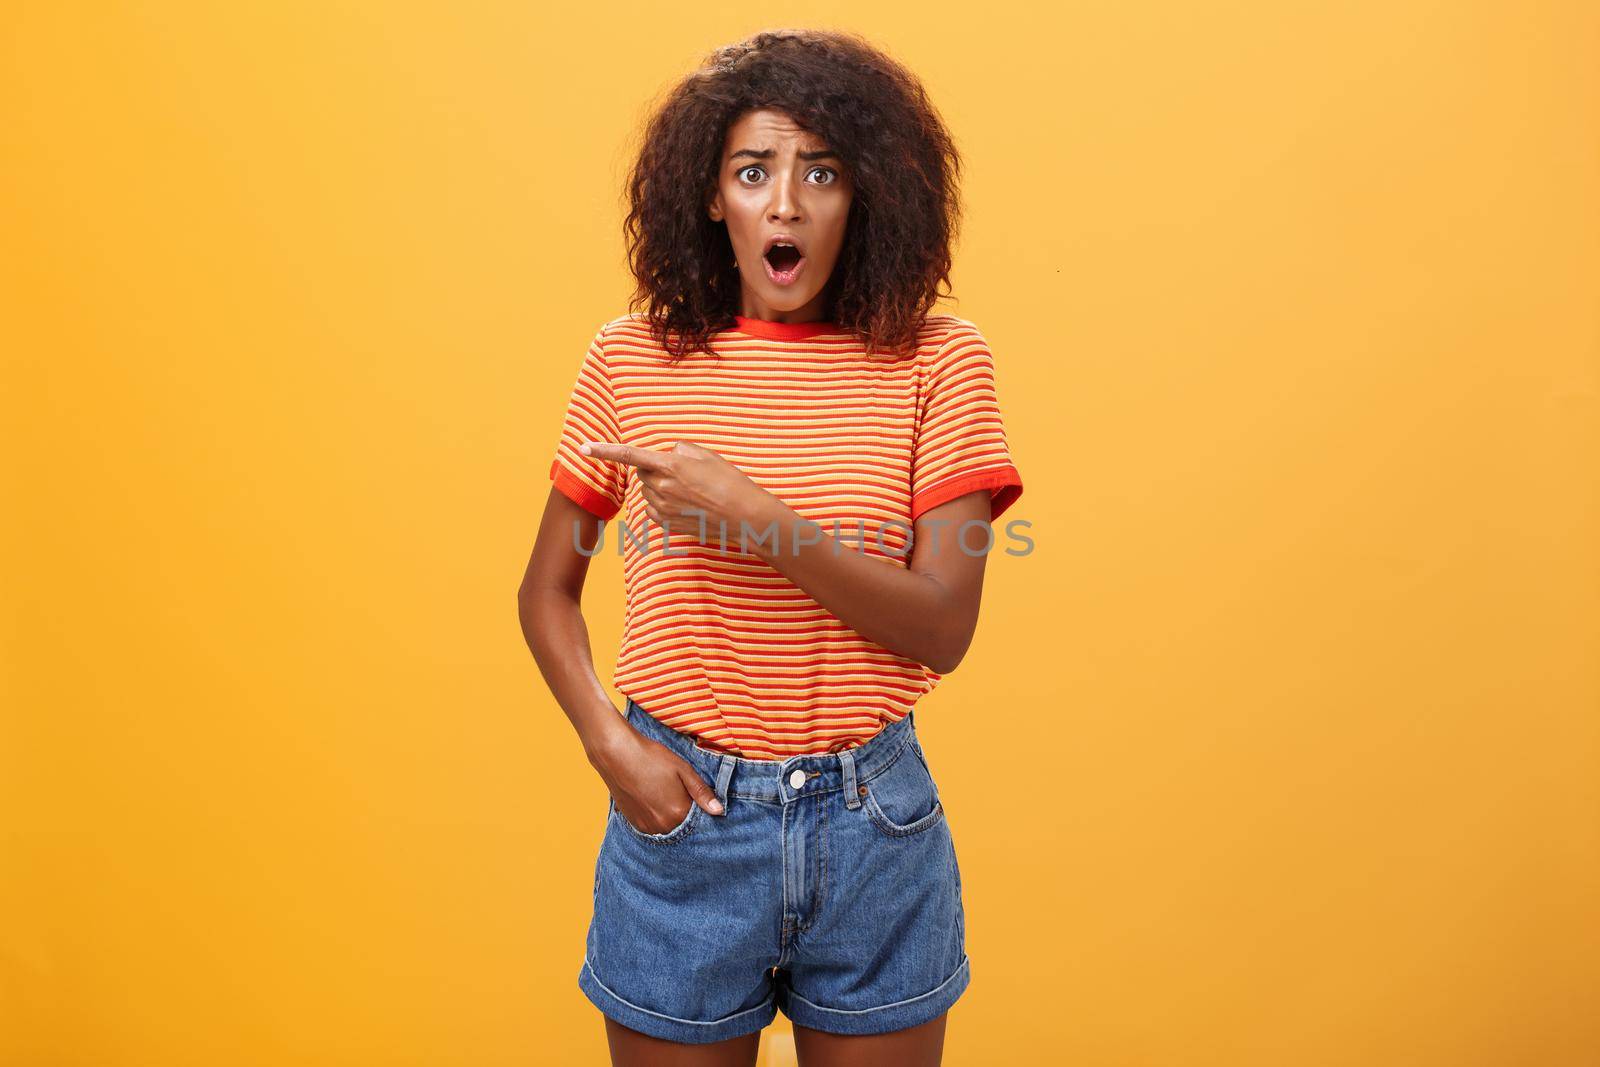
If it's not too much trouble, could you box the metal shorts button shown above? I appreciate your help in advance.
[789,769,806,789]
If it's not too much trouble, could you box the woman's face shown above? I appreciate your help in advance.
[707,108,854,323]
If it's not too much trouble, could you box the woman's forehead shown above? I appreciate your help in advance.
[723,109,829,152]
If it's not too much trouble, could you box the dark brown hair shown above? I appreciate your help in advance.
[622,28,963,360]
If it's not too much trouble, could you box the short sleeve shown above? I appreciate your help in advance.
[548,322,626,520]
[910,321,1024,522]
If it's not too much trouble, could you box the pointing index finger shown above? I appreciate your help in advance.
[580,441,671,472]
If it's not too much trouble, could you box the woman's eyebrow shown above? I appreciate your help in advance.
[729,147,841,162]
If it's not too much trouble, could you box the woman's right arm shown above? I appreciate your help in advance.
[517,488,633,762]
[516,487,725,830]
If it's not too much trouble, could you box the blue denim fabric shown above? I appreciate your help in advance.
[578,697,971,1044]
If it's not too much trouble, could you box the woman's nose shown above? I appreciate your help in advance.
[767,176,801,221]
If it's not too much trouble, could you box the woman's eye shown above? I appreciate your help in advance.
[736,166,838,185]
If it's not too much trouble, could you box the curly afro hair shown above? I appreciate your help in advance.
[622,28,964,361]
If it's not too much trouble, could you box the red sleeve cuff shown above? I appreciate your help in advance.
[910,465,1023,522]
[549,458,621,520]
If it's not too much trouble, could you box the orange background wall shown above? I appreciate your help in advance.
[3,3,1596,1064]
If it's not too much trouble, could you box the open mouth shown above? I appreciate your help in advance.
[762,241,805,285]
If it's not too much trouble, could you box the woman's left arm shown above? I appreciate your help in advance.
[745,488,994,676]
[579,439,999,674]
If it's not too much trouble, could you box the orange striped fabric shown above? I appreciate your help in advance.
[548,311,1023,758]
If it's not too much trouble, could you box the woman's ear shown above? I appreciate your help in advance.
[707,190,723,222]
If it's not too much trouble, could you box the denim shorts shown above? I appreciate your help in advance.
[578,697,971,1045]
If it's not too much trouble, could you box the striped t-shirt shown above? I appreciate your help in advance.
[548,311,1023,758]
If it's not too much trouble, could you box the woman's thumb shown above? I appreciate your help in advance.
[683,771,724,815]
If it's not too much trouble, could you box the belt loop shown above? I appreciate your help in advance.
[840,747,861,810]
[714,753,737,807]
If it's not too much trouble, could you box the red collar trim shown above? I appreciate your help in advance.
[732,315,840,341]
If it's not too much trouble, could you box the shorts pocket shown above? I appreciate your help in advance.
[610,792,700,844]
[861,738,945,837]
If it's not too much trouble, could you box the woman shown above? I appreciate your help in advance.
[518,28,1024,1067]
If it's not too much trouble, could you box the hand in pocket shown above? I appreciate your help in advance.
[593,727,724,834]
